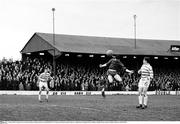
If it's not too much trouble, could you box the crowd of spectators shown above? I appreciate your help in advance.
[0,57,180,91]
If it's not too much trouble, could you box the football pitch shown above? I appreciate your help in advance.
[0,95,180,121]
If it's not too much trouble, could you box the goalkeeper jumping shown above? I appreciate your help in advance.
[99,50,133,97]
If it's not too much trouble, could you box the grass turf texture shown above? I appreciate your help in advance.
[0,95,180,121]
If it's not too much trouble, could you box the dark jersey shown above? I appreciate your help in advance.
[100,79,106,86]
[106,57,126,72]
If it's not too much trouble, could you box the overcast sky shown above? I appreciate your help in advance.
[0,0,179,60]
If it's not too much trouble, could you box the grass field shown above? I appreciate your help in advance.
[0,95,180,121]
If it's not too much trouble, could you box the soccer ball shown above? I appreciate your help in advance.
[106,50,113,57]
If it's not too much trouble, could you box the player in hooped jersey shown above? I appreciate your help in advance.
[136,57,153,109]
[37,68,52,102]
[99,50,133,97]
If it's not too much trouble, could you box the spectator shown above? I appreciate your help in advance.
[81,82,85,91]
[0,57,179,92]
[125,84,130,91]
[19,82,24,90]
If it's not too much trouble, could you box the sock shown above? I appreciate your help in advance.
[144,95,148,106]
[138,95,142,105]
[46,91,49,100]
[39,94,41,101]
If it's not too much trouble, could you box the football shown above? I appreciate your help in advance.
[106,50,113,56]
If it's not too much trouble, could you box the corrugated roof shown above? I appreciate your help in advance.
[21,32,180,56]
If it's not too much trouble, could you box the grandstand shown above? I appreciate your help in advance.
[0,32,180,92]
[1,33,180,121]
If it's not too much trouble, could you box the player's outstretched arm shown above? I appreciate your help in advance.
[125,69,134,74]
[99,63,107,68]
[100,59,112,68]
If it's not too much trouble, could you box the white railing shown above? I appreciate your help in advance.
[0,91,179,95]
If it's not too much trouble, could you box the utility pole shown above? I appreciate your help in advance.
[52,8,56,87]
[133,14,137,49]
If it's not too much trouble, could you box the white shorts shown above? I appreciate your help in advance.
[138,77,150,88]
[39,81,49,90]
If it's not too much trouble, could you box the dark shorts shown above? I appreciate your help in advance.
[107,69,117,76]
